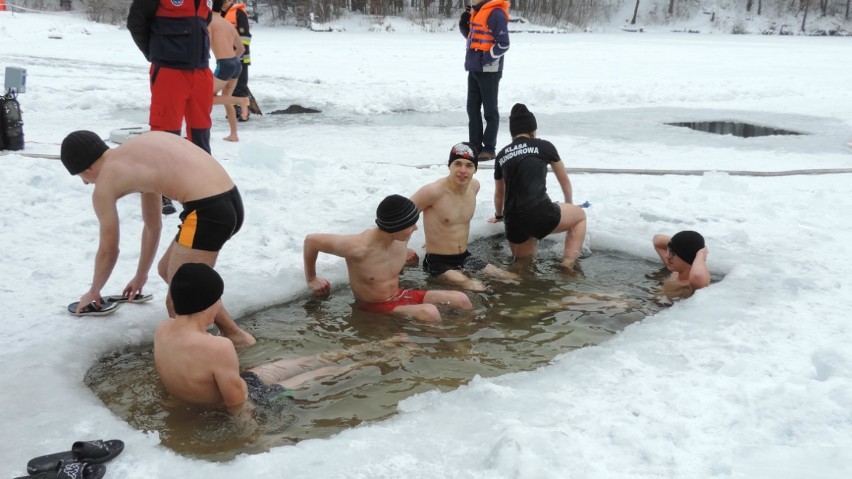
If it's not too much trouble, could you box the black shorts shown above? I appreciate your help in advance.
[423,250,487,277]
[240,371,291,406]
[214,57,242,81]
[505,202,561,244]
[175,186,244,252]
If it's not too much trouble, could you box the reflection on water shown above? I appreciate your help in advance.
[85,236,691,461]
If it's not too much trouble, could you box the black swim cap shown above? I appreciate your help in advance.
[170,263,225,315]
[668,231,705,265]
[448,142,479,170]
[376,194,419,233]
[60,130,109,175]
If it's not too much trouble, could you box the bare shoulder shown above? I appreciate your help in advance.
[411,179,446,208]
[471,178,481,193]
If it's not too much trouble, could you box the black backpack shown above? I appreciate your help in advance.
[0,90,24,151]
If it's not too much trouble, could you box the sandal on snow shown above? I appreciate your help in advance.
[66,301,120,317]
[16,463,106,479]
[26,440,123,474]
[103,292,153,303]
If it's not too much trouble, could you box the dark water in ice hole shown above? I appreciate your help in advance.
[665,121,804,138]
[85,235,705,461]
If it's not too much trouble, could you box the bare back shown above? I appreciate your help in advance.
[94,131,234,204]
[209,14,242,60]
[154,318,245,407]
[343,229,411,302]
[415,178,479,255]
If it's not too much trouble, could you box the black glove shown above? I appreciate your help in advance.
[460,11,471,23]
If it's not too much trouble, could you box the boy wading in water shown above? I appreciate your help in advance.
[155,263,412,417]
[410,141,518,292]
[652,230,710,299]
[304,195,473,322]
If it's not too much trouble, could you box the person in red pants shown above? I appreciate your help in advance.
[128,0,214,215]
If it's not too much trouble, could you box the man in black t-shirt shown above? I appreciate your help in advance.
[490,104,587,269]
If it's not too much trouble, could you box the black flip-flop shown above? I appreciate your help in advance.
[26,440,123,474]
[66,301,121,317]
[16,463,106,479]
[103,293,153,303]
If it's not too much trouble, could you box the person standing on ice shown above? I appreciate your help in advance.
[221,0,253,121]
[210,0,250,142]
[459,0,510,162]
[490,103,587,270]
[59,130,255,348]
[127,0,215,215]
[652,230,710,297]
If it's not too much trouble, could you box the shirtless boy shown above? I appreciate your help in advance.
[490,103,587,269]
[210,0,249,142]
[652,230,710,298]
[410,142,518,291]
[155,263,409,416]
[60,130,254,347]
[304,194,473,322]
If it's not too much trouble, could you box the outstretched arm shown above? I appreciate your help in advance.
[688,247,711,291]
[550,161,573,205]
[124,192,163,298]
[303,233,362,296]
[489,179,505,223]
[77,191,122,312]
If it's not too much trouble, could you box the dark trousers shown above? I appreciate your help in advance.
[232,63,250,98]
[466,71,502,154]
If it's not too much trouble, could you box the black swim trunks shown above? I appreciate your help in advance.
[175,186,244,252]
[504,201,561,244]
[422,250,488,277]
[214,57,242,81]
[240,371,291,406]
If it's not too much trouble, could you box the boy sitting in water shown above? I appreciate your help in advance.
[409,142,518,292]
[154,263,409,417]
[652,230,710,298]
[303,194,473,322]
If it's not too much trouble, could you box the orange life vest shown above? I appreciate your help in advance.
[468,1,510,52]
[224,2,247,27]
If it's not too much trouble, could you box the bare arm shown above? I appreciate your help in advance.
[551,161,573,205]
[303,233,363,296]
[688,247,711,290]
[77,190,121,311]
[212,340,249,415]
[489,179,505,223]
[652,234,671,263]
[232,32,245,58]
[409,182,441,212]
[124,192,163,298]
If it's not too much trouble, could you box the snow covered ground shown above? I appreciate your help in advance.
[2,11,852,479]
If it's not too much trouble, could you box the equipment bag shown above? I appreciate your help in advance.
[0,90,25,151]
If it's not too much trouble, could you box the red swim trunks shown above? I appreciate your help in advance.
[357,288,428,314]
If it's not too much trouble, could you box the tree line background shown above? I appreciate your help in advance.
[6,0,851,31]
